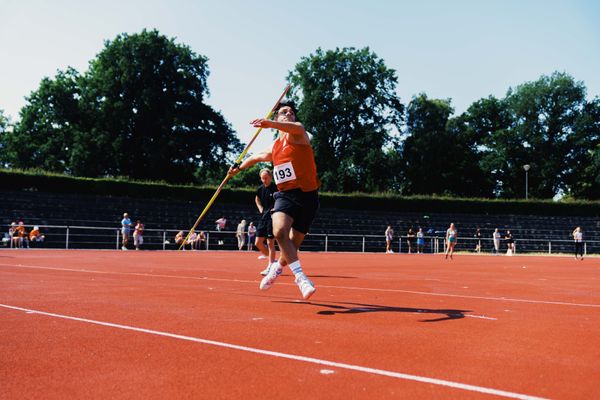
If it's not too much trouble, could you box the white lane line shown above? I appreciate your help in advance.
[0,303,547,400]
[2,263,600,309]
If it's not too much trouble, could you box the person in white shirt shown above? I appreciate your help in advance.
[572,227,584,260]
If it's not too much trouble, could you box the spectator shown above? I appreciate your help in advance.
[406,228,416,254]
[247,222,256,251]
[474,228,482,253]
[572,227,584,260]
[254,168,278,275]
[175,231,185,249]
[445,222,457,260]
[186,231,198,249]
[121,213,132,250]
[16,220,29,248]
[236,219,247,250]
[416,227,425,254]
[215,217,227,231]
[29,226,45,246]
[493,228,501,255]
[198,231,207,250]
[385,226,394,253]
[133,220,144,250]
[9,222,20,248]
[505,230,514,255]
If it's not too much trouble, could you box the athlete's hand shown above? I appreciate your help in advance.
[227,164,241,177]
[250,118,272,129]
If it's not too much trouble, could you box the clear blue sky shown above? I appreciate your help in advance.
[1,0,599,151]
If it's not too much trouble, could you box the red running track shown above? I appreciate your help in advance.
[0,250,599,399]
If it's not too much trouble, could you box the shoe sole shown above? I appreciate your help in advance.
[302,287,316,300]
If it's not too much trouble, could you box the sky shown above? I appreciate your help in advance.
[1,0,599,152]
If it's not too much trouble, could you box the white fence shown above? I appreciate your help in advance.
[2,224,595,256]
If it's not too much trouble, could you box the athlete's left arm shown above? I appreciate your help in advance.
[251,119,305,136]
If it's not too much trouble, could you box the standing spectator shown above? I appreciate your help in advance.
[572,227,584,260]
[385,226,394,253]
[215,217,227,231]
[29,226,45,246]
[474,228,482,253]
[493,228,501,255]
[121,213,132,250]
[505,230,514,255]
[416,227,425,254]
[236,220,247,250]
[247,222,256,251]
[445,223,458,260]
[133,220,144,250]
[254,168,278,275]
[406,228,416,254]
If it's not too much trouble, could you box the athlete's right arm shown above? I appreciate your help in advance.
[228,149,272,177]
[255,196,264,213]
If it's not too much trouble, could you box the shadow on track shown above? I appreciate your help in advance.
[276,300,471,322]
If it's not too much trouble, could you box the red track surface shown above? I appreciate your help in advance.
[1,250,599,399]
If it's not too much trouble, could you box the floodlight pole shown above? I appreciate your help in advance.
[523,164,530,200]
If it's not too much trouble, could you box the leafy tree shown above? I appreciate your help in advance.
[503,72,587,198]
[287,47,404,192]
[565,97,600,198]
[401,94,460,195]
[1,68,86,172]
[0,29,241,183]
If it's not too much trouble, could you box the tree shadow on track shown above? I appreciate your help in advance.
[275,300,471,322]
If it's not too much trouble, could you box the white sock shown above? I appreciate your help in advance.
[289,261,304,279]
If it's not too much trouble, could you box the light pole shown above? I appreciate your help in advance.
[523,164,530,199]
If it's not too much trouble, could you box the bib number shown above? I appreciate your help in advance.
[273,161,296,184]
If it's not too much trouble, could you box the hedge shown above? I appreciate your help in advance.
[1,169,599,217]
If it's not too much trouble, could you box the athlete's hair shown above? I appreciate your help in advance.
[275,100,299,120]
[259,168,272,176]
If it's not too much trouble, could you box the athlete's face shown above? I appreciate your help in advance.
[276,106,296,122]
[260,171,272,186]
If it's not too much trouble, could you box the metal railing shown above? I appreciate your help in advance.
[2,224,596,256]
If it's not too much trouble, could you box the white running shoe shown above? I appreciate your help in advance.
[121,246,128,251]
[260,265,270,276]
[257,255,267,260]
[259,263,282,290]
[295,274,316,300]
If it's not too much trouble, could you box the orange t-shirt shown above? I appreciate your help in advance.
[272,135,320,192]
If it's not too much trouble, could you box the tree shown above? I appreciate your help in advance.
[503,72,587,198]
[565,97,600,199]
[458,96,514,197]
[401,94,463,195]
[0,68,86,172]
[287,47,404,193]
[0,29,241,183]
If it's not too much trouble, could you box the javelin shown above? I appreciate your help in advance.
[179,84,291,250]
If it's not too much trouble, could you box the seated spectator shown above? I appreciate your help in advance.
[9,222,19,248]
[186,231,199,250]
[16,220,29,248]
[29,226,45,246]
[175,231,185,248]
[198,231,206,250]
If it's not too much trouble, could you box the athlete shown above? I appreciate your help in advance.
[445,222,458,259]
[228,100,319,299]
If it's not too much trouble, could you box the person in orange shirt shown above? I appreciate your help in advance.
[29,226,45,244]
[228,100,318,299]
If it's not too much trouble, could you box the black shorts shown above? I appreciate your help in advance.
[272,189,319,234]
[256,212,274,239]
